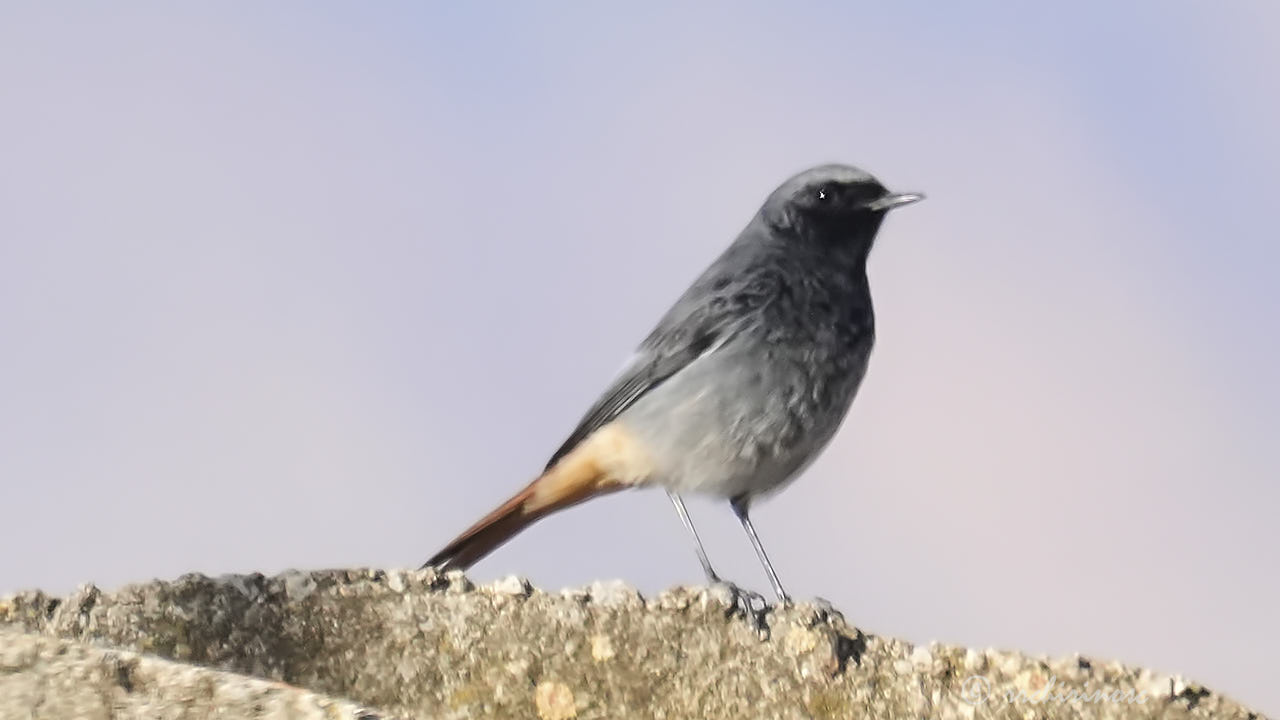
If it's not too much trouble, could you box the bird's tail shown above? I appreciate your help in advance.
[422,433,633,571]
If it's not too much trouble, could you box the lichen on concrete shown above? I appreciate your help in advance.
[0,568,1266,719]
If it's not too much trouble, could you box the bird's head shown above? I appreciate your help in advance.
[761,164,923,249]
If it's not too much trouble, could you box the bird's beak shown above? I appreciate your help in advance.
[864,192,925,212]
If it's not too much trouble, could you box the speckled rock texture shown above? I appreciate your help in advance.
[0,569,1265,719]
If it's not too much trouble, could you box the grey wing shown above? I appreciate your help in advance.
[544,235,781,470]
[544,333,721,470]
[543,261,764,468]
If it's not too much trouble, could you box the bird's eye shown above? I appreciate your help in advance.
[815,184,835,203]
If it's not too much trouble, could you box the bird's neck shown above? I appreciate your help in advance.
[761,228,874,277]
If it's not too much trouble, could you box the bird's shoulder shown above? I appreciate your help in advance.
[645,238,871,350]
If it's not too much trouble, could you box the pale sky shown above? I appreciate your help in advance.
[1,2,1277,714]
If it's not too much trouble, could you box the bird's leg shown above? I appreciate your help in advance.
[730,495,791,604]
[667,491,769,617]
[667,490,722,582]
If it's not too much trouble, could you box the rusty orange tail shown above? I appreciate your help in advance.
[422,426,647,571]
[421,480,550,571]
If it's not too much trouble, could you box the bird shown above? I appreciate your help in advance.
[423,163,923,603]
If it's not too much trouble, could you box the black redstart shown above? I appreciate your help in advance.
[424,164,923,602]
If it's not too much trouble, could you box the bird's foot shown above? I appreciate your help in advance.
[709,580,772,631]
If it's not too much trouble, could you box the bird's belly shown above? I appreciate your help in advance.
[618,344,867,499]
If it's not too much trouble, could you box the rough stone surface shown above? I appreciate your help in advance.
[0,628,391,719]
[0,568,1265,719]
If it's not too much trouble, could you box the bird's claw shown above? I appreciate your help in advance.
[710,580,772,630]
